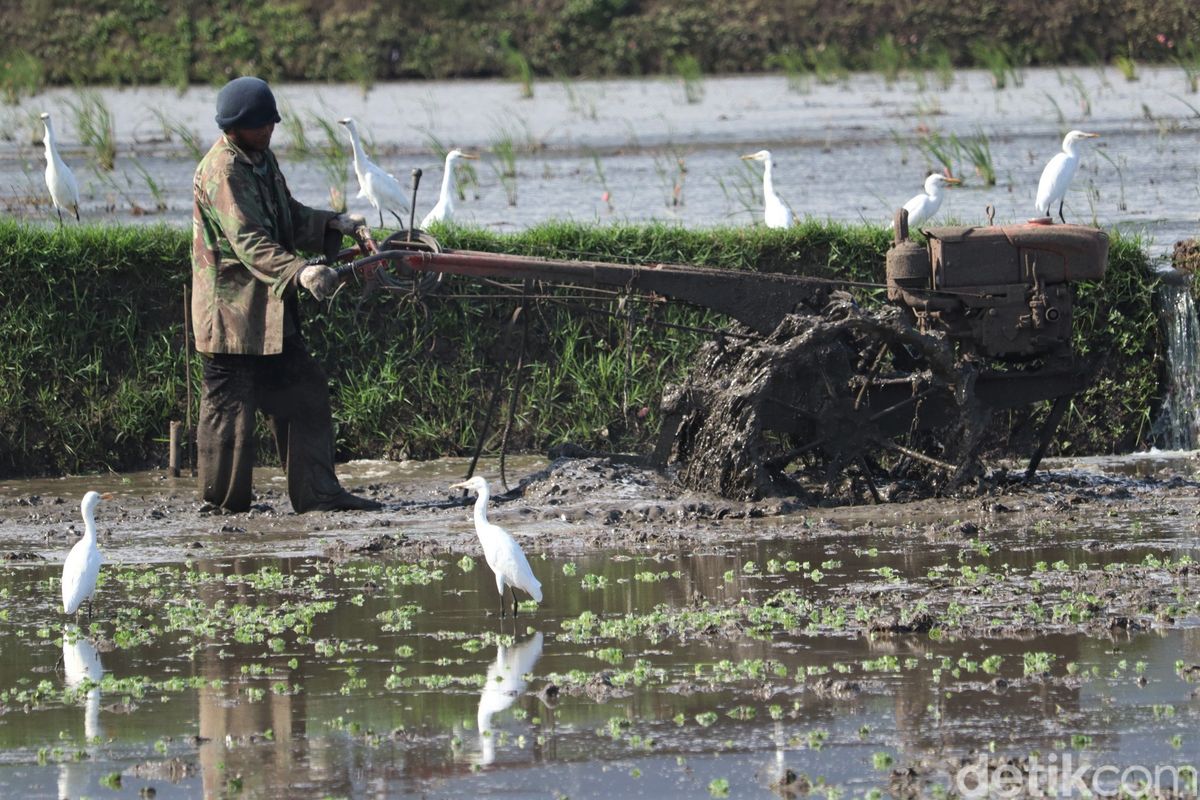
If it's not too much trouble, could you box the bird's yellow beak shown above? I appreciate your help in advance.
[459,153,479,160]
[946,177,962,185]
[740,154,756,160]
[1084,132,1100,138]
[449,481,468,490]
[100,492,114,500]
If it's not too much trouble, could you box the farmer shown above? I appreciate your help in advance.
[191,76,379,513]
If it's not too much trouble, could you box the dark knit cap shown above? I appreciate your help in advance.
[215,76,281,130]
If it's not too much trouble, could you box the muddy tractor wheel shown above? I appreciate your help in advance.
[660,297,990,503]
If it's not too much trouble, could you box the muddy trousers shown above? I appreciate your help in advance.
[197,338,346,513]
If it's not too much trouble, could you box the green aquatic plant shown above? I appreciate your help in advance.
[671,54,704,104]
[0,48,43,103]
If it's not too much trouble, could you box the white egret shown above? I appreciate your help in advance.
[889,173,961,230]
[740,150,792,229]
[337,117,409,228]
[449,476,542,616]
[62,491,112,617]
[40,112,80,224]
[420,149,479,229]
[1035,130,1100,223]
[477,631,544,766]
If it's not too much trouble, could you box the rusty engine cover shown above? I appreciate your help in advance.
[887,222,1108,360]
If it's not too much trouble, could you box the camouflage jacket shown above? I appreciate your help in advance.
[191,135,337,355]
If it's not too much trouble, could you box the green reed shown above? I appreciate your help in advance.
[66,91,116,171]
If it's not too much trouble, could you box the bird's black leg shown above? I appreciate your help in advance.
[512,587,519,619]
[1058,201,1066,224]
[86,600,93,620]
[378,209,384,229]
[56,207,63,225]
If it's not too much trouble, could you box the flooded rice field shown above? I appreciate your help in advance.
[1,453,1200,798]
[1,66,1197,258]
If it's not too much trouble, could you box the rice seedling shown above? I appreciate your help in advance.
[129,157,168,212]
[913,130,958,176]
[1171,39,1200,92]
[278,107,313,157]
[488,128,519,207]
[970,43,1018,90]
[927,46,956,90]
[652,142,688,209]
[1042,91,1067,126]
[766,48,811,94]
[671,54,705,104]
[589,151,614,213]
[498,33,534,99]
[1113,53,1138,82]
[808,43,849,85]
[951,129,996,186]
[149,107,204,161]
[1061,71,1092,117]
[0,48,43,104]
[66,91,116,171]
[716,159,763,222]
[871,34,906,87]
[560,75,599,120]
[1096,148,1128,212]
[310,113,351,201]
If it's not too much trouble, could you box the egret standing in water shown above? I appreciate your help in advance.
[338,117,409,228]
[421,149,479,228]
[40,112,80,224]
[62,491,112,617]
[449,476,542,617]
[1035,130,1100,223]
[890,173,961,230]
[740,150,792,229]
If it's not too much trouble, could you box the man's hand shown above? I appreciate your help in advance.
[329,213,368,235]
[299,265,339,300]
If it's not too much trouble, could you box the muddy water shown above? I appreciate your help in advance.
[1,454,1200,798]
[2,66,1197,257]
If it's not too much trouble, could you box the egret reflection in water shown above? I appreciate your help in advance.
[476,631,544,766]
[59,628,104,797]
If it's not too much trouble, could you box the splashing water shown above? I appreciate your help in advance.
[1152,278,1200,450]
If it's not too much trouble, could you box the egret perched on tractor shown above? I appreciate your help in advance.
[740,149,792,229]
[1035,130,1100,223]
[449,476,542,617]
[62,491,112,617]
[338,117,409,228]
[40,112,80,224]
[890,173,961,230]
[421,148,478,228]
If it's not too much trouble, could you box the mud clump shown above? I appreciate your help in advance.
[657,298,977,505]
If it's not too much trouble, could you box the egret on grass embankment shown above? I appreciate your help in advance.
[338,117,409,228]
[421,149,479,229]
[890,173,961,230]
[1035,129,1100,223]
[740,149,792,229]
[40,112,80,224]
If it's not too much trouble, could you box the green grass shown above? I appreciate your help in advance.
[0,219,1166,477]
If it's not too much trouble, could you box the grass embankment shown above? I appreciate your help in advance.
[0,219,1161,478]
[0,0,1197,92]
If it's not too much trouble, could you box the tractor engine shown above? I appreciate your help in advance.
[886,222,1109,360]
